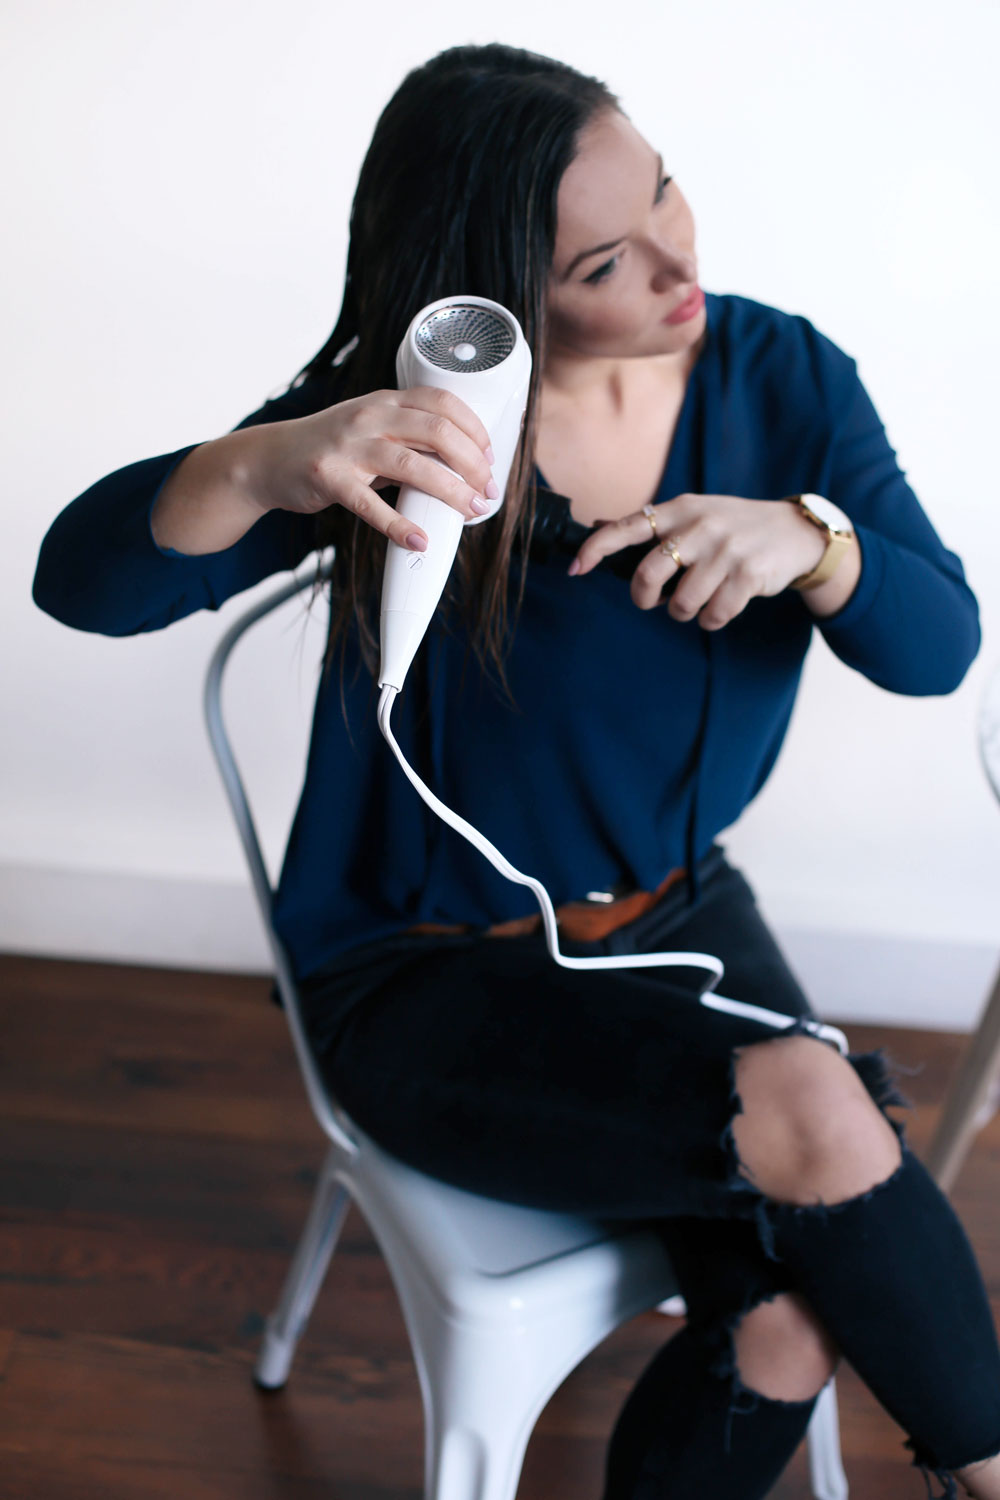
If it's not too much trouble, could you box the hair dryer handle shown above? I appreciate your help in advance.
[379,474,464,691]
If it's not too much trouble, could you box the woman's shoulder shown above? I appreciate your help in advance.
[707,290,859,413]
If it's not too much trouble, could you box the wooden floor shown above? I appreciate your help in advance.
[1,951,997,1499]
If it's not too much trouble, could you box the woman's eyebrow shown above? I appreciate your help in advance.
[562,153,665,281]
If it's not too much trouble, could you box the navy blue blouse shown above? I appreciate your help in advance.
[32,291,981,982]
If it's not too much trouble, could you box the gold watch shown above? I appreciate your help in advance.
[788,494,855,590]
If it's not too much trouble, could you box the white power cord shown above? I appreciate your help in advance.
[377,686,849,1054]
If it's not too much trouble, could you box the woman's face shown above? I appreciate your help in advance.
[546,109,706,370]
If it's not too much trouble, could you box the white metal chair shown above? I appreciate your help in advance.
[203,551,849,1500]
[926,660,1000,1192]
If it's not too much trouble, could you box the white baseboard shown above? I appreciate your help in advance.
[0,860,272,975]
[771,927,997,1033]
[1,861,997,1034]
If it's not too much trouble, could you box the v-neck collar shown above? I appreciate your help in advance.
[532,291,717,533]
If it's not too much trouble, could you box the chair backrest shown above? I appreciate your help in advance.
[978,658,1000,808]
[202,550,360,1158]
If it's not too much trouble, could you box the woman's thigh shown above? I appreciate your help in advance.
[317,846,860,1220]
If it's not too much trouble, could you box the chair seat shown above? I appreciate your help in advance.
[358,1133,629,1272]
[343,1121,681,1324]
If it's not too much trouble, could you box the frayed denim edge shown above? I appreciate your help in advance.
[716,1016,916,1266]
[716,1018,953,1483]
[715,1024,1000,1497]
[904,1431,1000,1500]
[700,1283,821,1457]
[904,1434,960,1499]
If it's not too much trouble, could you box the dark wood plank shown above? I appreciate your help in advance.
[1,951,996,1498]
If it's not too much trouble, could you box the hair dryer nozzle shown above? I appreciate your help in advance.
[414,303,516,373]
[379,295,532,692]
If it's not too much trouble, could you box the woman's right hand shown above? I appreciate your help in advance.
[247,386,499,551]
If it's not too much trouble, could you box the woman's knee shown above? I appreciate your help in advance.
[731,1290,841,1401]
[729,1033,903,1207]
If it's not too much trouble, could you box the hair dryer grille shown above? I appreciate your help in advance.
[414,305,515,373]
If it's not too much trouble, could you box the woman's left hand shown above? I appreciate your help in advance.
[567,493,828,629]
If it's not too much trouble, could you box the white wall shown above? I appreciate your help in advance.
[4,0,999,1030]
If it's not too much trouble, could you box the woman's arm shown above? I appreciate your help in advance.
[809,364,981,696]
[148,428,274,556]
[32,382,325,637]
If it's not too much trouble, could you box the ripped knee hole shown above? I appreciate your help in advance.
[730,1291,841,1402]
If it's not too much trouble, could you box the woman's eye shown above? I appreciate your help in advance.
[582,176,674,286]
[585,256,620,285]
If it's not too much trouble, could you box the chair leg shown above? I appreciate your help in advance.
[420,1328,849,1500]
[926,960,1000,1194]
[407,1292,606,1500]
[425,1410,533,1500]
[254,1144,351,1390]
[806,1377,849,1500]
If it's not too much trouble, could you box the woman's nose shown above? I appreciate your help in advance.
[648,237,697,292]
[651,264,698,299]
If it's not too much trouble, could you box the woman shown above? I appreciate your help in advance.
[33,41,999,1500]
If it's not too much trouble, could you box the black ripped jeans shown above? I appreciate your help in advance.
[298,844,1000,1500]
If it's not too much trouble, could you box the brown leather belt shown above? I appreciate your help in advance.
[402,865,687,943]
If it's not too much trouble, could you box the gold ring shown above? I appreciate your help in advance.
[642,503,659,538]
[660,534,685,568]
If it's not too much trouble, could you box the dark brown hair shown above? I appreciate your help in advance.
[286,43,620,717]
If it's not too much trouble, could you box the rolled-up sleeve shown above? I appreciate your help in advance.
[813,361,981,696]
[32,382,326,637]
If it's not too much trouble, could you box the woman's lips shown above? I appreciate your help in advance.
[663,286,705,324]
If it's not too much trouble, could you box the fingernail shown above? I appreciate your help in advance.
[485,478,500,500]
[470,497,490,514]
[406,531,427,550]
[485,444,496,464]
[567,558,581,576]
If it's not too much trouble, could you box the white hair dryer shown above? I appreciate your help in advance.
[371,294,847,1052]
[379,295,532,692]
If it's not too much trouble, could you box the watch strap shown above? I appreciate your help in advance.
[788,494,853,590]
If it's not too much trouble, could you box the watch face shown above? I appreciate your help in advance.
[803,494,853,534]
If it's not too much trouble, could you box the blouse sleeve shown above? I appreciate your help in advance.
[808,361,981,696]
[31,378,330,637]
